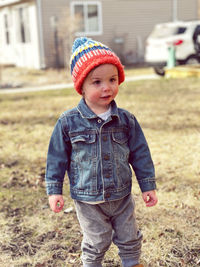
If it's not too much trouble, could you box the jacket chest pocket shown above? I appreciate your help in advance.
[111,129,129,160]
[70,133,97,161]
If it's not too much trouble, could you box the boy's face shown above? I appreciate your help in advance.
[82,64,119,114]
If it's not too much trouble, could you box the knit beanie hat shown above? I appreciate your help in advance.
[70,37,125,94]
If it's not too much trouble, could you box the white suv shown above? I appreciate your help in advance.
[145,20,200,75]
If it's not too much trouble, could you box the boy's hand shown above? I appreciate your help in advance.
[142,190,158,207]
[49,195,64,213]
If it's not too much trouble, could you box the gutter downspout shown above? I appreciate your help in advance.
[36,0,46,69]
[172,0,178,22]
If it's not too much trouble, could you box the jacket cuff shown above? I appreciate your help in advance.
[46,182,63,195]
[138,177,157,193]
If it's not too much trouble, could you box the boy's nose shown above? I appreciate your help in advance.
[102,82,110,91]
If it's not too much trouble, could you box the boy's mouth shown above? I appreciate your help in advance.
[101,95,111,99]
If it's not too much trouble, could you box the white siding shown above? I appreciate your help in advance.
[0,2,41,68]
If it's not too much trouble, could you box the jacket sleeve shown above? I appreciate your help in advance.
[128,115,156,192]
[45,118,71,195]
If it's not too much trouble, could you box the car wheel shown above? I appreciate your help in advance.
[153,66,165,76]
[185,56,200,65]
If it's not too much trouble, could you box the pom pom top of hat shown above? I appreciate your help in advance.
[70,37,112,74]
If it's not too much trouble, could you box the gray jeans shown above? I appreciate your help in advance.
[74,193,143,267]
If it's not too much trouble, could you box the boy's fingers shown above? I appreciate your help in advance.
[146,196,158,207]
[49,195,64,213]
[53,201,63,212]
[59,197,64,208]
[142,191,158,207]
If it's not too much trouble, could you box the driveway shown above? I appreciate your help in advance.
[0,74,159,94]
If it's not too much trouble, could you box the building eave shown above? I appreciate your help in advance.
[0,0,31,8]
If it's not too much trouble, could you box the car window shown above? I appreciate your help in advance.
[150,25,187,38]
[176,27,187,34]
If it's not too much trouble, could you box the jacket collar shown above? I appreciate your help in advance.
[77,98,119,120]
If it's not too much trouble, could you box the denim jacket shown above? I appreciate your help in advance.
[45,98,156,202]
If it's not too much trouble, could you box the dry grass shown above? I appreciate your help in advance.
[0,73,200,267]
[0,65,153,88]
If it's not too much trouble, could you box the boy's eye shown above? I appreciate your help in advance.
[110,78,117,82]
[93,80,101,85]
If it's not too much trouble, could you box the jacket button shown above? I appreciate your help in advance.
[103,136,107,141]
[97,119,102,123]
[104,155,109,160]
[104,192,111,199]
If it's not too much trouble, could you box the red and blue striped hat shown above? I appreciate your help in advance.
[70,37,125,94]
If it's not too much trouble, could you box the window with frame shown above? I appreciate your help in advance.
[4,14,10,45]
[71,1,102,36]
[16,6,31,43]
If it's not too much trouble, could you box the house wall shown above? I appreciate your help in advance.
[39,0,71,68]
[199,0,200,18]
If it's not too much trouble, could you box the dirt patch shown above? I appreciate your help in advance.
[2,168,45,189]
[0,67,71,89]
[167,245,200,266]
[0,197,113,266]
[0,203,82,266]
[1,228,38,258]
